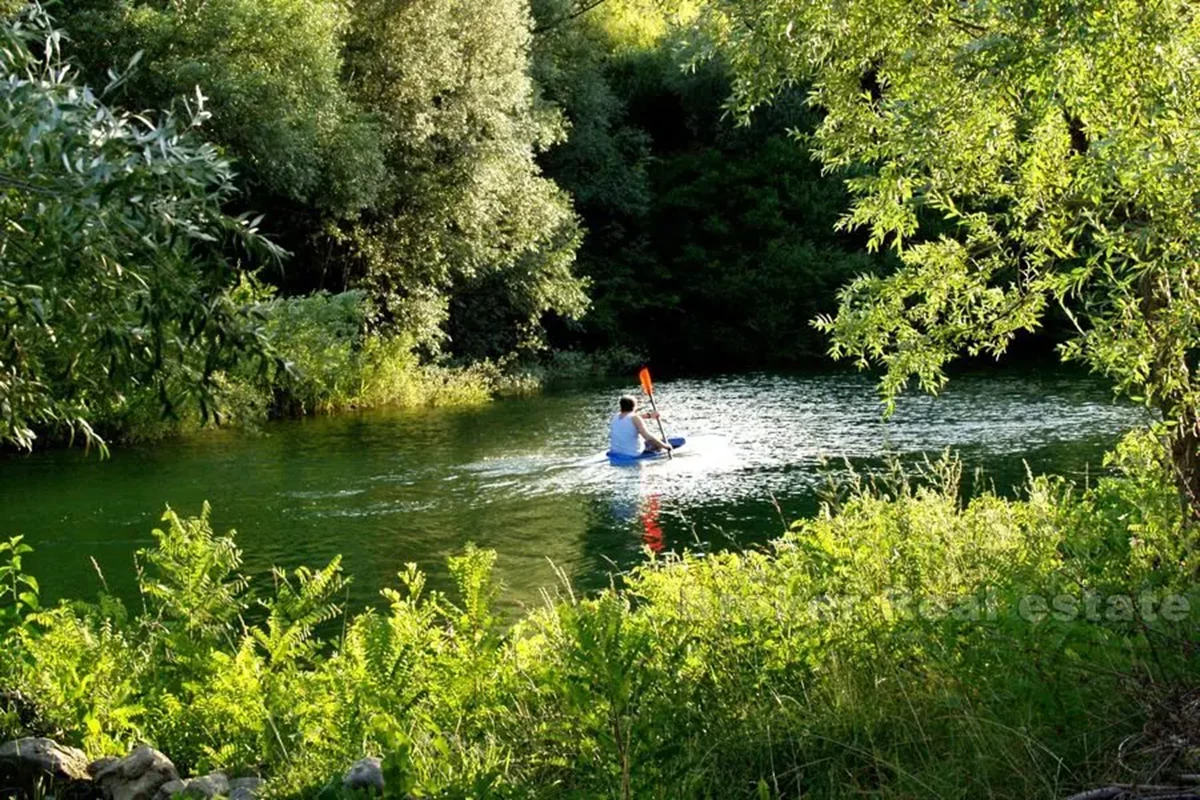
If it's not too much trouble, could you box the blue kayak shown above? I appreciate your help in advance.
[607,436,686,464]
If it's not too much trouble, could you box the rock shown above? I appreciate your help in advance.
[0,737,91,794]
[152,772,233,800]
[342,757,384,795]
[93,746,179,800]
[181,772,228,799]
[228,776,264,800]
[88,758,120,779]
[152,779,186,800]
[229,777,263,791]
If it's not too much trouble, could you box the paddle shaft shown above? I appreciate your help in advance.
[646,391,672,459]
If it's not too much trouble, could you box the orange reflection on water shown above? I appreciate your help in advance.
[640,494,664,553]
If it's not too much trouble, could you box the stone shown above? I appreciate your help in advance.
[152,779,186,800]
[181,772,228,799]
[227,776,264,800]
[153,772,234,800]
[88,758,120,779]
[93,746,179,800]
[342,757,384,795]
[0,737,91,794]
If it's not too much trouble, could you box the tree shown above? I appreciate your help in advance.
[56,0,588,359]
[55,0,386,296]
[58,0,384,221]
[532,0,888,369]
[0,6,279,451]
[530,0,657,353]
[342,0,588,358]
[699,0,1200,509]
[647,130,880,369]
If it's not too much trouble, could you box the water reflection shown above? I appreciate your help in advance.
[606,467,666,555]
[640,495,665,555]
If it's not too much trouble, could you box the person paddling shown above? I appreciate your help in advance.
[610,395,672,457]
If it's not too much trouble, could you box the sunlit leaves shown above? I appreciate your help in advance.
[0,536,38,631]
[2,459,1197,792]
[0,6,280,451]
[701,0,1200,484]
[343,0,588,357]
[251,558,348,667]
[54,0,584,363]
[137,503,249,648]
[72,0,386,218]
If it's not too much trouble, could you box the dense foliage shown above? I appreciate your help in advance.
[532,0,889,370]
[46,0,892,380]
[1,434,1197,797]
[244,290,527,419]
[5,2,1200,797]
[344,0,587,359]
[0,7,278,452]
[0,2,592,449]
[697,0,1200,505]
[0,0,910,449]
[61,0,377,221]
[57,0,588,361]
[100,287,528,442]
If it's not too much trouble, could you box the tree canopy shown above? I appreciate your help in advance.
[56,0,589,360]
[700,0,1200,502]
[0,6,278,451]
[344,0,588,357]
[532,0,888,370]
[62,0,382,220]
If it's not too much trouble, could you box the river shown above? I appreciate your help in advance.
[0,370,1145,614]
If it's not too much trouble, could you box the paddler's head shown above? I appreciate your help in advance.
[619,395,636,413]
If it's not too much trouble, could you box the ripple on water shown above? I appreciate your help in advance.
[280,488,367,500]
[307,499,441,519]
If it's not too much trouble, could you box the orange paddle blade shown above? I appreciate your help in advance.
[638,367,653,395]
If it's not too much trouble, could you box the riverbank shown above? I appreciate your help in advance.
[2,431,1196,798]
[77,291,515,447]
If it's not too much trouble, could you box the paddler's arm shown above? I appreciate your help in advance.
[632,415,671,450]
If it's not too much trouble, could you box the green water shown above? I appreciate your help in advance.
[0,371,1145,613]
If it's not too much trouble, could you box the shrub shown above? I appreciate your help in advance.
[0,6,280,453]
[93,289,536,442]
[259,291,370,416]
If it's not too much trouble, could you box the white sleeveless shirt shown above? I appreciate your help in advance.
[609,413,642,456]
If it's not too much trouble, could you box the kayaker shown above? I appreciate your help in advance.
[610,395,672,457]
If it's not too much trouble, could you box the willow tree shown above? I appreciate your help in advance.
[698,0,1200,508]
[0,7,279,450]
[343,0,588,357]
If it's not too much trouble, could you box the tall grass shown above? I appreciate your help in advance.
[1,432,1197,797]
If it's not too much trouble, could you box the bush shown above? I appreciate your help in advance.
[253,292,539,416]
[259,291,371,416]
[0,6,280,453]
[1,433,1196,797]
[90,289,534,442]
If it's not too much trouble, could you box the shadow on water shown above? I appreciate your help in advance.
[0,370,1147,614]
